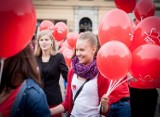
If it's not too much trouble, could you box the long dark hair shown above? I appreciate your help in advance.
[0,44,42,94]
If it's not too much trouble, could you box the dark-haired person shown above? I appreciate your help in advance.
[0,44,50,117]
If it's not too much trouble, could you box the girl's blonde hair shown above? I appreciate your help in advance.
[78,31,100,58]
[72,31,100,59]
[34,30,57,57]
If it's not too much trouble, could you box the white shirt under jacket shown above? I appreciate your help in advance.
[70,73,99,117]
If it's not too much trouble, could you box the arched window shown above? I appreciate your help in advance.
[79,17,92,33]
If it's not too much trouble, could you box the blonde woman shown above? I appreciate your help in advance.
[34,30,68,117]
[50,32,109,117]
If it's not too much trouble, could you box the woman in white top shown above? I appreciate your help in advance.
[50,31,109,117]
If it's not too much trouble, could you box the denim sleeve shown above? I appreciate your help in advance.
[24,87,51,117]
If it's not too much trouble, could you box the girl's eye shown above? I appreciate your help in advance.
[80,49,84,51]
[39,38,50,41]
[39,39,43,41]
[45,38,49,41]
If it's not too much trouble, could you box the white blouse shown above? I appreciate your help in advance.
[71,73,100,117]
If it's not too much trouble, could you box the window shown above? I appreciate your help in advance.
[79,17,92,33]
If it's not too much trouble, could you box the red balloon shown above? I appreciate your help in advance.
[52,22,67,41]
[59,46,66,53]
[60,40,72,49]
[114,0,136,13]
[98,9,133,47]
[0,0,36,58]
[130,16,160,51]
[39,20,54,31]
[66,32,79,49]
[134,0,155,21]
[59,47,74,68]
[97,40,132,80]
[130,44,160,83]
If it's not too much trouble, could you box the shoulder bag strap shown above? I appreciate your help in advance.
[73,79,90,103]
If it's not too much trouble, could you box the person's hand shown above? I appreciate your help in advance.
[100,94,109,113]
[101,94,109,106]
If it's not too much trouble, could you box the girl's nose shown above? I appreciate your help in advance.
[76,51,81,56]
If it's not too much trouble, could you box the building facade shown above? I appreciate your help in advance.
[33,0,160,33]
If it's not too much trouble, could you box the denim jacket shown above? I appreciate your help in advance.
[10,78,51,117]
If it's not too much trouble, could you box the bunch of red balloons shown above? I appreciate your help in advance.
[39,21,68,42]
[97,5,160,89]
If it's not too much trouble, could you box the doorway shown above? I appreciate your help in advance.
[79,17,92,33]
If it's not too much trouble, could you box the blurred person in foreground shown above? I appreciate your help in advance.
[0,44,50,117]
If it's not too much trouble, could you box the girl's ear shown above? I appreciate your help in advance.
[92,46,97,54]
[51,40,54,45]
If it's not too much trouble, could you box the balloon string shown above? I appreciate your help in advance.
[107,79,118,96]
[110,77,132,94]
[109,78,123,93]
[0,58,5,84]
[111,80,117,88]
[106,76,132,96]
[106,78,122,96]
[106,80,113,96]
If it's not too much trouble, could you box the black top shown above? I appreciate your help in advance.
[37,53,68,105]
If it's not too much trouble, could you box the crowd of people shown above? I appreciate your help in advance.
[0,30,159,117]
[0,0,160,116]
